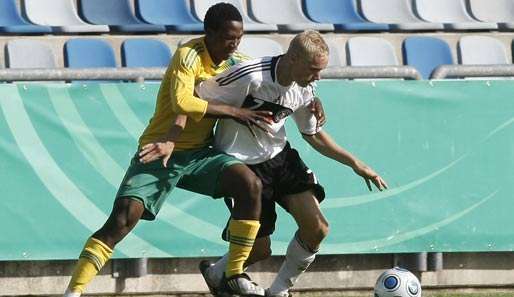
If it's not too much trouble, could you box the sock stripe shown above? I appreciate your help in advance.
[229,240,255,247]
[229,234,255,242]
[229,235,255,247]
[79,251,103,271]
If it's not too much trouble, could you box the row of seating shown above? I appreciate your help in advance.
[348,36,512,79]
[1,0,514,34]
[3,35,513,80]
[4,38,173,69]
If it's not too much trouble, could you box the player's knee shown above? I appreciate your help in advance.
[318,220,330,241]
[314,222,329,245]
[112,212,139,235]
[236,171,263,201]
[304,221,329,247]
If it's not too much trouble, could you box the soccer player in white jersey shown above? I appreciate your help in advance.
[192,30,388,297]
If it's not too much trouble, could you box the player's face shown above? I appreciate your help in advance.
[213,20,243,60]
[292,54,328,87]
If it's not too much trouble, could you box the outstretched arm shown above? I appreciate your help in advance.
[302,130,388,191]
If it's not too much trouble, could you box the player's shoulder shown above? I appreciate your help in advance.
[175,38,205,68]
[236,55,274,68]
[228,51,252,64]
[215,56,275,86]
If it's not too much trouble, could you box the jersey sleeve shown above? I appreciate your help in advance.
[195,61,261,107]
[292,84,320,135]
[168,46,208,122]
[292,105,320,135]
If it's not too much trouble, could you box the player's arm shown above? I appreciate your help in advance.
[302,131,388,191]
[205,100,272,126]
[197,62,274,128]
[139,114,187,166]
[170,50,271,125]
[168,48,209,122]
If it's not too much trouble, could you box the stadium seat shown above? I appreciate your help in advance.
[121,39,173,67]
[78,0,165,33]
[65,39,117,68]
[24,0,109,33]
[402,37,453,79]
[65,38,118,83]
[414,0,498,31]
[303,0,389,32]
[346,37,399,66]
[0,0,51,34]
[192,0,277,32]
[325,38,346,67]
[359,0,444,31]
[458,36,509,64]
[237,37,283,58]
[247,0,334,32]
[468,0,514,31]
[5,40,57,68]
[136,0,203,32]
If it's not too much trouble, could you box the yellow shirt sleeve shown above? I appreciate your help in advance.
[168,46,208,122]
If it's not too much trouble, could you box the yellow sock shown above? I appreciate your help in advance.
[67,237,113,294]
[225,219,260,277]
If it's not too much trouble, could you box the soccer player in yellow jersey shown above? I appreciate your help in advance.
[64,4,271,297]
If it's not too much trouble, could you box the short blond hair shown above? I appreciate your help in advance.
[286,30,329,62]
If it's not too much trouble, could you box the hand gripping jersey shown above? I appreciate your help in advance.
[195,56,321,164]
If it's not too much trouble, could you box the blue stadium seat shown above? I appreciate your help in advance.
[65,39,117,83]
[403,37,453,79]
[65,39,117,69]
[136,0,203,32]
[121,39,173,67]
[303,0,389,32]
[0,0,51,33]
[79,0,165,33]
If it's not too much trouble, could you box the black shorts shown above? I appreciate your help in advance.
[222,142,325,240]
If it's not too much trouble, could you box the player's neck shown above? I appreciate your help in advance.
[276,56,294,87]
[204,37,223,65]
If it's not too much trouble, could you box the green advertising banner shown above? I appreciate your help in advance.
[0,80,513,260]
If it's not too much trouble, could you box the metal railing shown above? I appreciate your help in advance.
[431,64,514,79]
[323,65,422,80]
[0,66,423,81]
[0,67,165,82]
[4,65,514,82]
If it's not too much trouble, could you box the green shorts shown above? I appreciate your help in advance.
[116,147,242,220]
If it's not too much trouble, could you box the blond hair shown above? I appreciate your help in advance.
[286,30,329,62]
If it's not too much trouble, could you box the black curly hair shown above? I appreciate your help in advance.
[203,2,243,33]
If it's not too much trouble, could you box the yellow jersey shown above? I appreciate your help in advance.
[139,37,249,150]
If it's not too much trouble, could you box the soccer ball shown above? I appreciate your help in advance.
[374,267,422,297]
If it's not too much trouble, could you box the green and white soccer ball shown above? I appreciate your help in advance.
[374,267,422,297]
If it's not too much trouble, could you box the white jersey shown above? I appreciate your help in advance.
[195,56,320,164]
